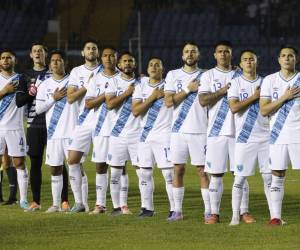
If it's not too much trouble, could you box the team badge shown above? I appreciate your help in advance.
[108,154,112,161]
[237,165,243,172]
[207,161,211,168]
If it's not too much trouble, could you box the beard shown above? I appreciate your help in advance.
[183,58,198,67]
[0,64,13,72]
[85,55,97,63]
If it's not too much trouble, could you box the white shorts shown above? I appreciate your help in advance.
[269,144,300,170]
[92,136,109,163]
[0,130,26,157]
[68,125,92,154]
[46,138,70,166]
[137,135,173,169]
[107,135,139,166]
[234,141,271,176]
[170,133,206,166]
[205,135,235,174]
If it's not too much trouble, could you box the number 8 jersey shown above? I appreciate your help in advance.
[165,68,207,134]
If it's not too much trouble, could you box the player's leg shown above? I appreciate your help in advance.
[3,149,17,205]
[61,164,70,211]
[46,165,63,213]
[90,136,109,214]
[268,144,288,225]
[188,134,210,219]
[81,165,89,212]
[169,133,189,221]
[107,136,127,216]
[205,136,229,224]
[120,165,130,214]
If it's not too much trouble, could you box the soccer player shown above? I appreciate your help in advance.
[36,50,76,212]
[67,40,102,212]
[164,42,210,221]
[86,47,119,214]
[105,51,140,216]
[132,57,174,217]
[228,50,272,225]
[16,42,69,211]
[0,49,28,209]
[199,41,251,224]
[260,45,300,226]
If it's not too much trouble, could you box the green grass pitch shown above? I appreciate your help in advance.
[1,161,300,250]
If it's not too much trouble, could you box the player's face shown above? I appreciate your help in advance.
[50,54,65,75]
[118,54,136,75]
[182,44,199,67]
[101,49,117,70]
[30,45,46,65]
[278,48,297,71]
[82,42,99,62]
[147,58,163,80]
[214,45,232,67]
[240,52,257,73]
[0,52,15,71]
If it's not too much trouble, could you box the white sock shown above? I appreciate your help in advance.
[209,176,223,215]
[96,173,108,207]
[201,188,211,215]
[82,174,88,206]
[162,169,175,212]
[51,175,63,207]
[140,168,154,211]
[173,187,184,213]
[110,168,122,208]
[240,179,249,215]
[120,174,129,207]
[232,176,246,219]
[270,175,285,219]
[262,173,272,218]
[136,169,144,208]
[17,168,28,203]
[69,164,82,204]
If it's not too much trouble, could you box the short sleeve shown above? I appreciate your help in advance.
[227,78,239,99]
[132,83,143,100]
[164,71,176,93]
[260,76,271,99]
[68,68,79,88]
[198,71,211,93]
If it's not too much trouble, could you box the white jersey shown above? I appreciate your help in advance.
[105,74,140,137]
[68,64,102,127]
[36,75,77,139]
[132,76,172,142]
[260,71,300,144]
[0,73,24,130]
[165,68,207,134]
[86,71,119,137]
[228,75,269,143]
[199,67,242,136]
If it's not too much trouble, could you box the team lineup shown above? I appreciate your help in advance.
[0,40,299,227]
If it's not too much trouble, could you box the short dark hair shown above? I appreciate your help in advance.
[30,42,48,53]
[49,49,66,61]
[101,46,117,56]
[118,51,135,62]
[148,57,164,65]
[214,40,232,50]
[278,45,298,57]
[182,41,200,51]
[240,49,257,59]
[0,48,16,58]
[81,39,99,50]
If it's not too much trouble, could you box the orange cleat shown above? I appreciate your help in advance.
[240,213,256,224]
[61,201,70,212]
[121,205,133,215]
[205,214,220,224]
[24,202,41,212]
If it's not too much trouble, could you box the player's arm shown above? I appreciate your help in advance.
[16,75,35,107]
[199,84,229,107]
[67,86,87,104]
[85,93,105,109]
[165,80,199,108]
[229,87,260,114]
[259,86,300,116]
[132,88,164,117]
[106,85,134,110]
[0,82,17,100]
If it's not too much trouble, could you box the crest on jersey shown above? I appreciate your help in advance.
[105,82,109,88]
[108,154,112,161]
[207,161,211,168]
[237,165,243,172]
